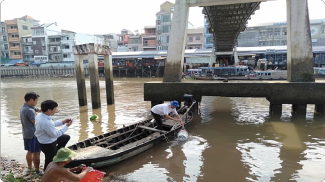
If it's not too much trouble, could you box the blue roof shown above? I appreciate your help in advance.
[7,59,23,64]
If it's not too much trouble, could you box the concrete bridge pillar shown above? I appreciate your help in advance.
[89,54,101,109]
[163,0,189,82]
[234,47,239,66]
[75,55,87,106]
[286,0,315,82]
[104,54,114,105]
[73,43,113,109]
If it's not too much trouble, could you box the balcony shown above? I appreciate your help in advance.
[49,42,61,45]
[5,20,17,25]
[7,29,18,33]
[24,50,34,54]
[10,46,20,51]
[9,37,19,42]
[142,33,156,38]
[10,55,22,59]
[49,50,61,54]
[143,43,156,48]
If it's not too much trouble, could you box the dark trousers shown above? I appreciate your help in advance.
[39,134,70,171]
[151,111,163,130]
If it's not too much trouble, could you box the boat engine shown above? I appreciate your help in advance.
[183,94,194,107]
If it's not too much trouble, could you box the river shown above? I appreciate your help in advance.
[1,77,325,182]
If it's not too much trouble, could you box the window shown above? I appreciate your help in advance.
[33,41,36,45]
[161,25,171,33]
[189,37,193,42]
[206,37,213,44]
[157,46,162,50]
[132,46,138,51]
[156,25,161,31]
[161,35,169,43]
[1,27,5,33]
[63,54,71,58]
[64,45,70,49]
[35,50,39,54]
[162,46,168,50]
[196,35,200,40]
[156,15,161,20]
[10,26,17,29]
[162,14,171,23]
[3,36,7,41]
[66,37,69,40]
[22,25,28,30]
[11,34,18,38]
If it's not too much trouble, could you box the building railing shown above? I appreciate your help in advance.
[24,50,34,54]
[11,55,22,59]
[5,20,17,25]
[49,42,61,45]
[9,46,20,51]
[143,43,156,47]
[8,37,19,42]
[7,29,18,34]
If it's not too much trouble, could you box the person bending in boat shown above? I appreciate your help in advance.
[35,100,73,171]
[151,101,183,130]
[41,147,93,182]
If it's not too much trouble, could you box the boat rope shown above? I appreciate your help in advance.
[124,122,141,141]
[162,133,170,143]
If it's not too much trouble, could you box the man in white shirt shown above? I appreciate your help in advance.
[35,100,73,171]
[151,101,183,130]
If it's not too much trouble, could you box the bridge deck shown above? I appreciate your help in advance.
[144,79,325,104]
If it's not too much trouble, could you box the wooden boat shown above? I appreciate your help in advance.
[66,95,196,168]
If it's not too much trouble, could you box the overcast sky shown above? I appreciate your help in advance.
[1,0,324,35]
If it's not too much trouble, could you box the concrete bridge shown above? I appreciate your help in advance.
[144,0,325,115]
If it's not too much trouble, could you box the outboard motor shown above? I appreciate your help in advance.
[183,94,194,107]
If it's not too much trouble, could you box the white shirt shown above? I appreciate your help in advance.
[35,113,68,144]
[151,103,178,116]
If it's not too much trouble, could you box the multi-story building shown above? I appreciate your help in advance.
[21,35,34,62]
[117,29,132,52]
[95,33,119,52]
[156,6,173,51]
[238,19,325,47]
[48,35,62,62]
[142,26,156,51]
[61,30,104,62]
[128,35,143,51]
[1,22,9,62]
[31,22,61,63]
[203,13,213,49]
[187,27,204,49]
[5,15,37,60]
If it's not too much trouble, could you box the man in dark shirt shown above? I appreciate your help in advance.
[20,92,42,175]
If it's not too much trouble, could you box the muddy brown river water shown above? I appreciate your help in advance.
[1,77,325,182]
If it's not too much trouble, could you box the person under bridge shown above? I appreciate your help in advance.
[151,101,183,130]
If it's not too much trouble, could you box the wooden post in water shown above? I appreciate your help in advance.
[104,54,114,105]
[73,43,113,109]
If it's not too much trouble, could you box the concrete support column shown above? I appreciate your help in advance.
[75,55,87,106]
[315,104,325,115]
[163,0,189,82]
[286,0,315,82]
[292,104,307,115]
[104,55,114,105]
[234,47,239,66]
[89,54,101,109]
[269,104,282,115]
[151,101,164,108]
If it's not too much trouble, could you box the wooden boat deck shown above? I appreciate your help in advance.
[74,132,160,160]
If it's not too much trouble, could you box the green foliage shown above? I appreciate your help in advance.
[2,173,24,182]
